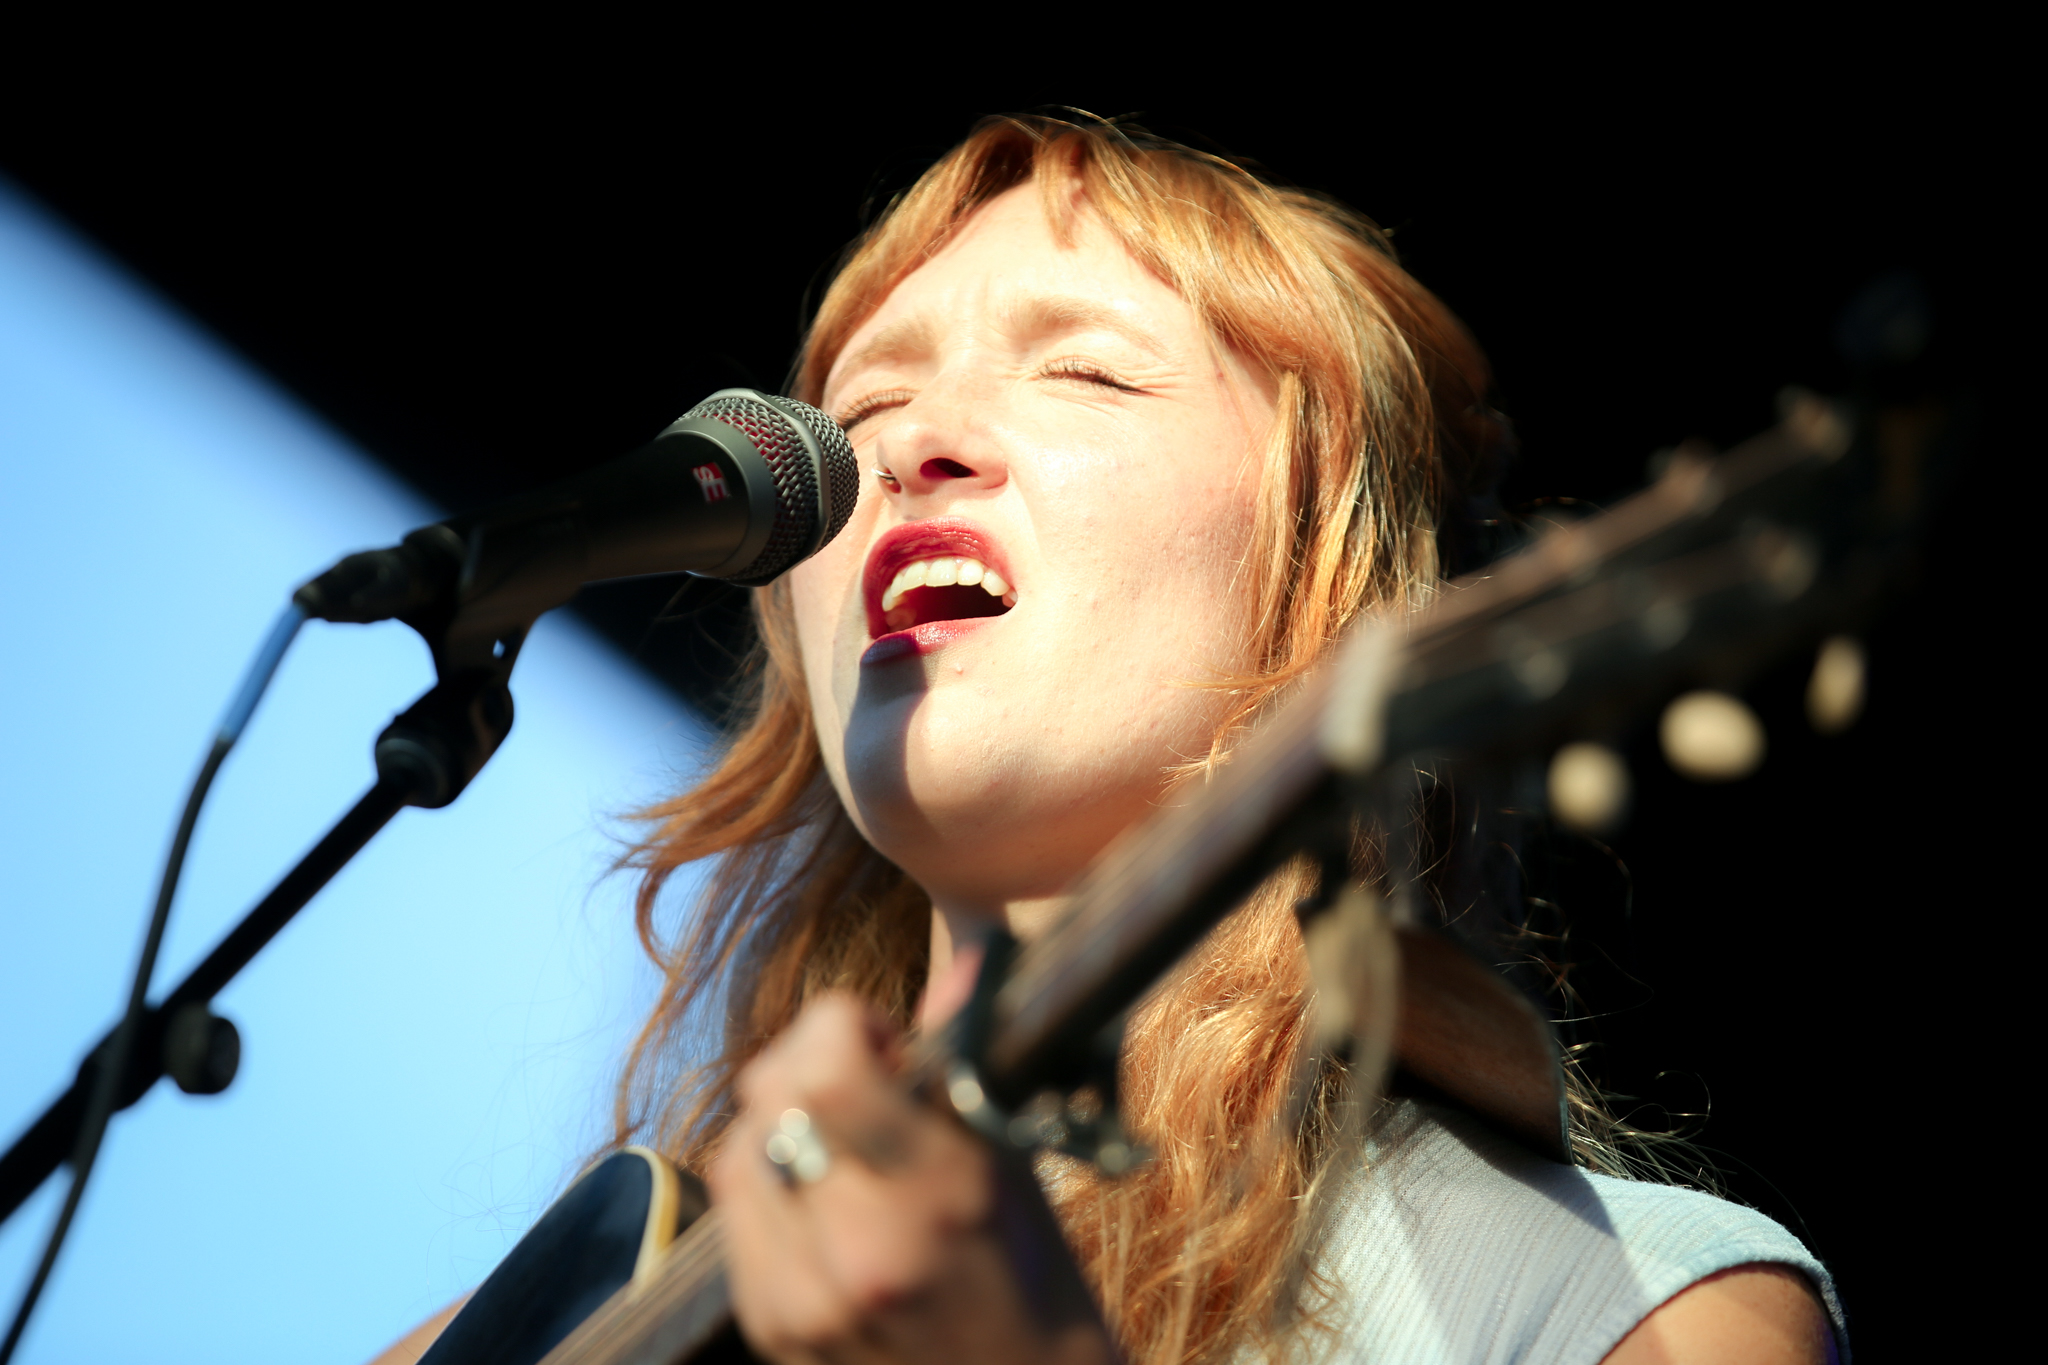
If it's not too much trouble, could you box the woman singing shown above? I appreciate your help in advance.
[389,113,1846,1365]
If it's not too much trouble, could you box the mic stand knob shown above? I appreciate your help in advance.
[373,675,517,810]
[162,1005,240,1097]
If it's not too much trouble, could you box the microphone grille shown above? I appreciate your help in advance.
[775,395,862,543]
[685,390,858,584]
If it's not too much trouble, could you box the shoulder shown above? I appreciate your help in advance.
[1298,1103,1846,1365]
[1602,1262,1837,1364]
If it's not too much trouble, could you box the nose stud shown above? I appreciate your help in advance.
[872,467,901,489]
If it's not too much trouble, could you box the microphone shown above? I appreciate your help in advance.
[291,389,858,663]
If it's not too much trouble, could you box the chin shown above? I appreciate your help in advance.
[843,740,1159,909]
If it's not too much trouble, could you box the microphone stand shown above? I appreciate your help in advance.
[0,620,524,1230]
[2,387,849,1354]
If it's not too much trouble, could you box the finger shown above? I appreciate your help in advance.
[748,996,925,1177]
[917,935,984,1032]
[717,997,937,1359]
[716,1118,922,1365]
[714,1038,895,1356]
[710,1116,860,1361]
[739,996,996,1299]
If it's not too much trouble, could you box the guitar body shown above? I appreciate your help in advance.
[421,1147,752,1365]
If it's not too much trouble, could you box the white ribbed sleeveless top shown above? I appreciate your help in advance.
[1273,1101,1848,1364]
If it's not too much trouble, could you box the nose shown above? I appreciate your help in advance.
[874,384,1008,499]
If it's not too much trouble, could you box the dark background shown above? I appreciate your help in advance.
[2,51,2016,1357]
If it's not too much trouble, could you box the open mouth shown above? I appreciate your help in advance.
[878,556,1015,632]
[863,518,1018,645]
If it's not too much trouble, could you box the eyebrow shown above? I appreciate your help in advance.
[833,313,940,384]
[995,292,1174,361]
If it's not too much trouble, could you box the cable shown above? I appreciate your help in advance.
[0,603,305,1363]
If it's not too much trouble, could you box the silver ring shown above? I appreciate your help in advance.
[764,1107,830,1185]
[872,467,900,488]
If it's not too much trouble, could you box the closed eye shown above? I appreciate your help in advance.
[836,388,916,431]
[1038,358,1143,393]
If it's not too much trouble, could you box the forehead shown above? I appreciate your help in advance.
[822,185,1199,391]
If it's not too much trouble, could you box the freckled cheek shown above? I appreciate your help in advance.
[787,575,830,670]
[1029,440,1124,490]
[792,528,865,624]
[1013,425,1134,526]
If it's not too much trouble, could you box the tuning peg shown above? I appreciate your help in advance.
[1776,386,1854,459]
[1547,742,1631,834]
[1807,636,1866,734]
[1660,690,1766,781]
[1303,883,1399,1094]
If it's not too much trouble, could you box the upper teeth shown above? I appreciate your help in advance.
[880,557,1015,612]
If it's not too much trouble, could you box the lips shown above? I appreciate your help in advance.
[861,517,1016,660]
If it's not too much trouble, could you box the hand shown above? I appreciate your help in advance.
[708,992,1115,1365]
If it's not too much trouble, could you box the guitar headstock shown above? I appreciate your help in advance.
[1356,386,1916,791]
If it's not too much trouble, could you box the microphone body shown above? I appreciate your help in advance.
[293,389,858,669]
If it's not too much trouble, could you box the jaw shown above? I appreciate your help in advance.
[830,649,1192,915]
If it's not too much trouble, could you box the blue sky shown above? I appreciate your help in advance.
[0,178,714,1363]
